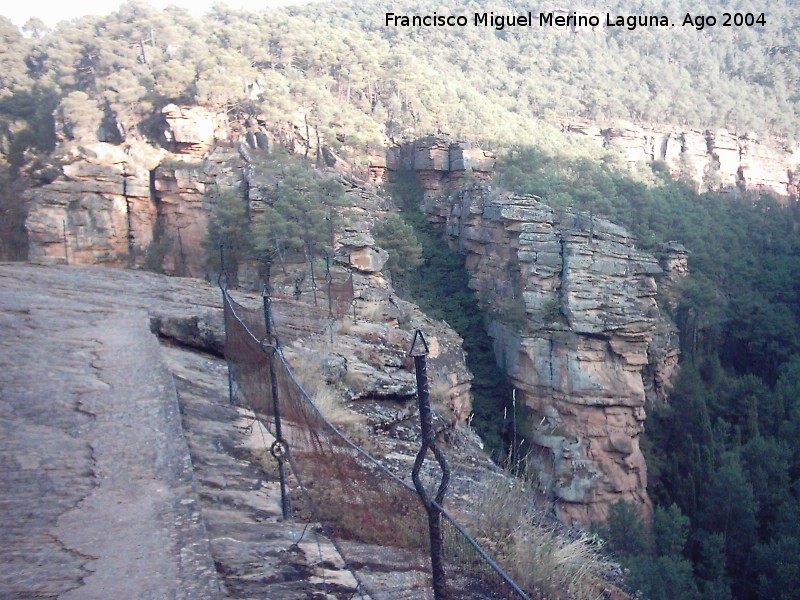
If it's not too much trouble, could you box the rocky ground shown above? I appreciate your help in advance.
[0,262,637,600]
[0,263,223,599]
[0,264,367,598]
[0,263,486,599]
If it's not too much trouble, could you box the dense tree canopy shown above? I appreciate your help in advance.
[1,0,798,172]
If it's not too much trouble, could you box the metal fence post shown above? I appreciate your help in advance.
[326,254,333,318]
[263,281,290,519]
[409,330,450,600]
[308,253,318,306]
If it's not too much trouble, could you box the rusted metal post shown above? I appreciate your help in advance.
[326,254,333,318]
[410,330,450,600]
[263,281,290,519]
[308,253,318,306]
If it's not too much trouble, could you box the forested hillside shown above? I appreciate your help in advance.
[3,0,797,256]
[1,0,797,167]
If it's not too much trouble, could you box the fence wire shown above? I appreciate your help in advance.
[222,288,528,600]
[270,270,354,342]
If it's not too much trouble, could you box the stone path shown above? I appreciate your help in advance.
[0,265,222,598]
[0,263,366,599]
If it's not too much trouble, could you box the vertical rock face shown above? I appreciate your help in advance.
[390,136,496,198]
[26,141,244,275]
[563,119,800,197]
[423,187,673,525]
[656,241,689,312]
[154,147,245,276]
[162,104,228,157]
[26,142,164,266]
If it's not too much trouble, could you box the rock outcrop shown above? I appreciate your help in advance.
[563,119,800,197]
[381,137,495,196]
[25,141,245,277]
[153,147,245,276]
[26,141,165,267]
[162,104,229,157]
[419,184,676,525]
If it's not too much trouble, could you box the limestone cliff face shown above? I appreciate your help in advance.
[563,119,800,198]
[423,187,667,524]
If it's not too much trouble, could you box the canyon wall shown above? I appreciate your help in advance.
[24,104,798,274]
[25,103,375,274]
[23,112,477,428]
[563,119,800,198]
[432,189,667,524]
[403,136,684,524]
[26,106,250,275]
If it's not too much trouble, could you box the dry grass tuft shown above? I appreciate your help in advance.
[464,473,610,600]
[429,378,454,405]
[291,354,364,426]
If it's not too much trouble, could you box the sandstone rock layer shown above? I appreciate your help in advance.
[423,187,672,525]
[563,119,800,197]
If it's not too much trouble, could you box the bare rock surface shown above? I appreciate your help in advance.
[0,263,222,599]
[562,118,800,197]
[0,263,477,599]
[160,344,371,599]
[0,263,378,599]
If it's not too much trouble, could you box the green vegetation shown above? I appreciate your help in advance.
[202,152,347,281]
[1,0,797,262]
[373,213,423,283]
[602,501,702,600]
[251,156,347,265]
[497,147,800,599]
[202,188,253,282]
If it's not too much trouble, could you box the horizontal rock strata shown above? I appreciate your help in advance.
[422,188,679,525]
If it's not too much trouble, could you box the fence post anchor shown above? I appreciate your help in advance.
[263,282,290,519]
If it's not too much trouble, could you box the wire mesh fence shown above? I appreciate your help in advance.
[269,269,354,342]
[438,504,530,599]
[221,285,529,599]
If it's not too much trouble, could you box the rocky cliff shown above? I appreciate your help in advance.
[563,119,800,198]
[23,110,687,526]
[25,104,248,274]
[426,187,672,524]
[394,136,683,524]
[25,102,378,274]
[24,101,799,274]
